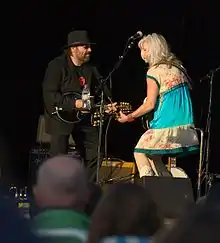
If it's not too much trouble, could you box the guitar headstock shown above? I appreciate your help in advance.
[115,102,132,114]
[91,101,132,126]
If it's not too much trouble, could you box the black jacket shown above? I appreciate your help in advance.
[42,53,111,135]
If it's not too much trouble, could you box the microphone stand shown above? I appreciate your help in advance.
[95,39,136,184]
[204,70,214,194]
[201,67,220,194]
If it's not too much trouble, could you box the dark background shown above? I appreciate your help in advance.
[1,0,220,188]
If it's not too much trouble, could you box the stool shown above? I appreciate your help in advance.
[167,157,177,172]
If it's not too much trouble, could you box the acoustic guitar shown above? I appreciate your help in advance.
[51,92,132,126]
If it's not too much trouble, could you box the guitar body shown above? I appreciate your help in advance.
[53,92,89,124]
[56,108,85,124]
[52,92,132,126]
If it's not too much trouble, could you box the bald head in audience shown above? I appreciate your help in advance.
[33,155,88,211]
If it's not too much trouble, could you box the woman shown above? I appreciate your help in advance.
[87,183,161,243]
[118,33,199,177]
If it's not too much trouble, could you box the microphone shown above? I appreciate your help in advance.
[128,31,143,41]
[200,74,211,83]
[200,66,220,83]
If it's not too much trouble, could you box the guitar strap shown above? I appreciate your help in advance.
[154,61,193,90]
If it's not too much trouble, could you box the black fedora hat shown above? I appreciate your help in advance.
[63,30,95,49]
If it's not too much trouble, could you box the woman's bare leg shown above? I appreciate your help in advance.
[134,153,170,177]
[134,152,154,177]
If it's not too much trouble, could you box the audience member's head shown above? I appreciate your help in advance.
[88,183,161,243]
[33,155,88,211]
[85,182,103,216]
[156,198,220,243]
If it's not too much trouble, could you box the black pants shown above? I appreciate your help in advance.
[49,120,99,182]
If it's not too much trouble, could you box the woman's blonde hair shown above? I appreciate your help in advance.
[138,33,182,67]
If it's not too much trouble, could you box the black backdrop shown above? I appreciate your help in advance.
[1,0,220,186]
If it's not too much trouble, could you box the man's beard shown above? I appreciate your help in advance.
[83,54,90,62]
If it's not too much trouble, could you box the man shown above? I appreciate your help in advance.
[42,30,112,181]
[33,155,89,243]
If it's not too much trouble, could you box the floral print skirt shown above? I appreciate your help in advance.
[134,125,199,157]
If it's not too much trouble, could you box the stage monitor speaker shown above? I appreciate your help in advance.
[142,176,195,218]
[99,160,136,185]
[28,147,79,187]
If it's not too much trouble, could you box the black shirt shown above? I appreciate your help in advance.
[42,52,111,114]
